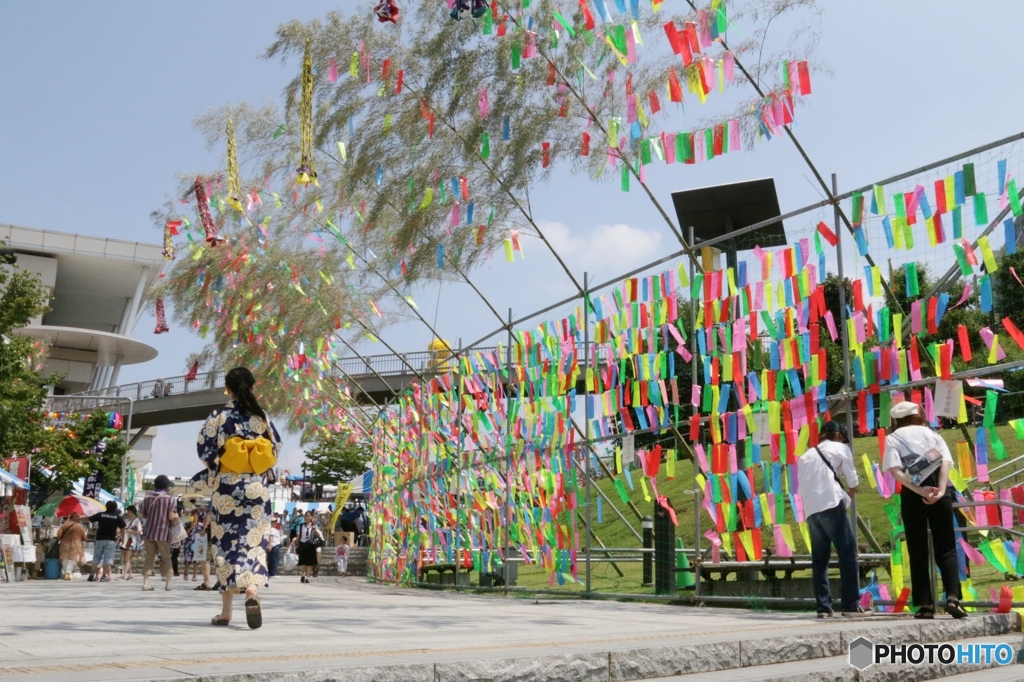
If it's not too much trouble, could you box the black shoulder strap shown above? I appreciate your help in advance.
[814,446,843,488]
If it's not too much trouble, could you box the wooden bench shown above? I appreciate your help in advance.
[420,563,470,586]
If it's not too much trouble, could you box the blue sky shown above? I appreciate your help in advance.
[2,1,1022,476]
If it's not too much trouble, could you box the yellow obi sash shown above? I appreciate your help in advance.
[220,436,276,475]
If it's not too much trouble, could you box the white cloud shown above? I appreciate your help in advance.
[539,220,663,272]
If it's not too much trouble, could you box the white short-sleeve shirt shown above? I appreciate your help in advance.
[882,425,954,473]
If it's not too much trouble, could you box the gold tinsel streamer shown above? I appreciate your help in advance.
[296,39,317,185]
[162,224,174,261]
[226,118,243,211]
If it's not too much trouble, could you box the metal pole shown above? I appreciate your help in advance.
[833,173,860,582]
[688,226,702,598]
[642,516,654,586]
[121,398,133,504]
[454,338,463,593]
[583,272,593,595]
[503,309,513,595]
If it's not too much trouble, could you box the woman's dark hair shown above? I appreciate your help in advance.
[126,505,137,515]
[225,367,267,422]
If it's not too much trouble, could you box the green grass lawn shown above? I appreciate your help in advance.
[507,423,1024,599]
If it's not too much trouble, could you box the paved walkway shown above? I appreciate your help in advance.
[0,576,1016,681]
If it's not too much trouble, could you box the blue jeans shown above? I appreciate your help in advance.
[807,503,860,612]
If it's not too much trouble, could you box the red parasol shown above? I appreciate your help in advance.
[55,494,105,519]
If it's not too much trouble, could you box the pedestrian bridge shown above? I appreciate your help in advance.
[66,348,498,426]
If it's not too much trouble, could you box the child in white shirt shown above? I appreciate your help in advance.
[336,539,350,577]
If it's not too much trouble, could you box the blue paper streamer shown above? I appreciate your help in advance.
[980,275,993,313]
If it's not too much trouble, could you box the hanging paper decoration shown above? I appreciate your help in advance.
[296,41,317,185]
[226,118,243,211]
[193,177,221,245]
[450,0,486,21]
[374,0,400,23]
[162,220,180,261]
[154,298,170,334]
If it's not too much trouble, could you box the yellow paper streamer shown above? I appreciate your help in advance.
[979,235,999,273]
[862,454,877,489]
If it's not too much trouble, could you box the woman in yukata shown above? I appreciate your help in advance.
[197,367,281,629]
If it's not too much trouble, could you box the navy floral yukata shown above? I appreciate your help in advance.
[197,401,281,592]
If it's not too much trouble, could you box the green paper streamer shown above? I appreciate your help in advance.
[481,132,490,159]
[1010,179,1023,217]
[963,163,976,196]
[984,390,998,428]
[851,191,864,225]
[905,262,919,297]
[620,165,630,192]
[973,193,988,226]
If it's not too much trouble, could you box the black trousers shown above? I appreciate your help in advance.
[901,488,961,608]
[171,546,180,576]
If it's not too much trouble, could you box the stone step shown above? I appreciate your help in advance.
[644,634,1023,682]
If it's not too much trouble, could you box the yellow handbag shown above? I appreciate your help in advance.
[219,436,277,475]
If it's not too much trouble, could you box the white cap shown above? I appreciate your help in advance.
[890,401,920,420]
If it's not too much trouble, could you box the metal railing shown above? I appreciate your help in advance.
[69,343,614,403]
[72,370,226,401]
[333,344,617,380]
[334,349,497,378]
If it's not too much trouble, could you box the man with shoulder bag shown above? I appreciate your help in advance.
[796,421,871,618]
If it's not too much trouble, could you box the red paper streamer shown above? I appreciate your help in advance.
[154,298,170,334]
[958,324,973,361]
[580,131,591,156]
[892,587,911,613]
[193,177,220,245]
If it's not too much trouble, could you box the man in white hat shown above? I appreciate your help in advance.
[797,421,869,617]
[883,401,965,619]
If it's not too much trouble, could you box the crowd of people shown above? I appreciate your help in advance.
[55,493,358,587]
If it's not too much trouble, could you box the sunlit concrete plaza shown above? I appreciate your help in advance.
[1,577,1022,682]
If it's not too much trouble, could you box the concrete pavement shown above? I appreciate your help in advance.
[0,575,1019,681]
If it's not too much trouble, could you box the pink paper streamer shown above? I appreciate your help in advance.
[705,529,722,564]
[773,526,792,557]
[328,58,338,83]
[824,310,838,341]
[951,283,973,309]
[878,584,893,612]
[695,444,709,473]
[723,52,735,82]
[478,89,490,118]
[1001,489,1014,529]
[960,537,985,565]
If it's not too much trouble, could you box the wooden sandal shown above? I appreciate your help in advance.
[210,616,230,626]
[245,595,262,630]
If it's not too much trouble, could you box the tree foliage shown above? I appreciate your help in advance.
[33,410,130,496]
[152,0,822,440]
[303,432,371,485]
[0,247,53,461]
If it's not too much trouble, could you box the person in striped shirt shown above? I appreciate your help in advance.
[140,474,178,591]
